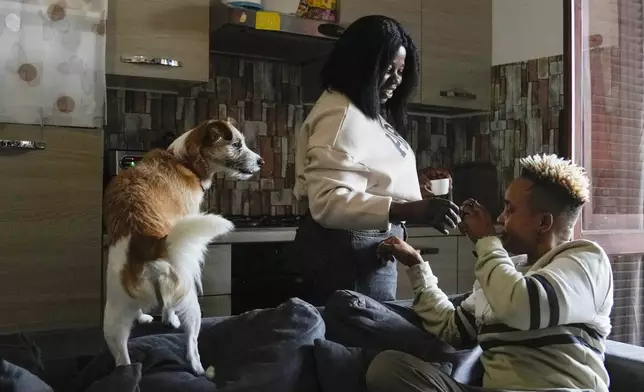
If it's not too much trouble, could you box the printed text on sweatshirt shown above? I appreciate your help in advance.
[293,90,422,230]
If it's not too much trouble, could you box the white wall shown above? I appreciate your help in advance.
[492,0,563,65]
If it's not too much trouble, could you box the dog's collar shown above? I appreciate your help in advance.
[177,159,208,193]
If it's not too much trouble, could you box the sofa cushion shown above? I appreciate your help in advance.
[323,290,484,385]
[198,297,325,392]
[70,333,214,392]
[604,340,644,392]
[313,339,453,392]
[0,333,45,378]
[0,359,54,392]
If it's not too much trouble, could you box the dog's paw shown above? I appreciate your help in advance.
[165,311,181,329]
[137,313,154,324]
[204,365,215,380]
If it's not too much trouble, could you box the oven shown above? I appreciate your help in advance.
[107,149,146,176]
[104,149,146,189]
[227,216,303,315]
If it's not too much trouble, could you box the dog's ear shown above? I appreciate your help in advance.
[189,119,233,146]
[183,121,220,178]
[225,117,239,130]
[211,120,234,142]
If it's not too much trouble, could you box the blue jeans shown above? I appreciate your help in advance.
[289,212,406,306]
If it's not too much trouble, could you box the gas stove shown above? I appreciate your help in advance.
[225,215,301,228]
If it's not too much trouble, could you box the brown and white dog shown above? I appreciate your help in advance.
[103,118,263,375]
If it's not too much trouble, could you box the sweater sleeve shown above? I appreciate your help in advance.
[474,236,612,331]
[407,262,478,348]
[304,107,392,230]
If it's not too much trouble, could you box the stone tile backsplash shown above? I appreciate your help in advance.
[461,54,565,196]
[105,54,563,216]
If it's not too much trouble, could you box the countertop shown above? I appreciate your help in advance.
[102,225,463,247]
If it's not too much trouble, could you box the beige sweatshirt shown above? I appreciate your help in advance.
[407,237,614,392]
[293,90,422,230]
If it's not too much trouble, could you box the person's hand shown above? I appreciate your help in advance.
[420,183,434,199]
[459,199,496,243]
[390,197,460,235]
[377,236,424,267]
[426,197,460,234]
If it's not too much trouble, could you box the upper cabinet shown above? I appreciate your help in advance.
[337,0,422,104]
[337,0,491,111]
[421,0,492,111]
[106,0,210,85]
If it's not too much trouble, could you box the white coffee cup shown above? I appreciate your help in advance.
[429,178,450,196]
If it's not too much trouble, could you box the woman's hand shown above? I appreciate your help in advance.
[377,236,424,267]
[459,199,496,243]
[390,197,460,234]
[420,183,434,199]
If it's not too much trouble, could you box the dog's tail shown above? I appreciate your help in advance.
[164,214,235,296]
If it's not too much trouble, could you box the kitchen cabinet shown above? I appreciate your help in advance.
[201,245,232,316]
[199,295,232,317]
[456,236,476,293]
[337,0,491,111]
[0,124,103,333]
[337,0,422,103]
[106,0,210,85]
[396,236,458,300]
[202,245,232,297]
[421,0,492,111]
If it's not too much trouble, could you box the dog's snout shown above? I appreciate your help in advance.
[257,157,265,167]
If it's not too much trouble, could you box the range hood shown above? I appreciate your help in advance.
[210,2,345,64]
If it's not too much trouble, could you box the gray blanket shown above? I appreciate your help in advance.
[71,298,326,392]
[70,333,215,392]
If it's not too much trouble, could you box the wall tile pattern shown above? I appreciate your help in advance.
[105,54,562,216]
[454,54,565,199]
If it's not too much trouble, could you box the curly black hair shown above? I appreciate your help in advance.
[320,15,420,132]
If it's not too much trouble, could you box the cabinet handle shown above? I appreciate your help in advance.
[417,247,439,255]
[121,56,182,67]
[0,139,45,150]
[439,90,477,100]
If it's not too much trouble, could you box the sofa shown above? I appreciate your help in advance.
[1,290,643,392]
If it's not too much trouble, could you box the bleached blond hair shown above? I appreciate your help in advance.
[519,153,590,207]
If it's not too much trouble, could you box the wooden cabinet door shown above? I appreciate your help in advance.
[421,0,492,110]
[337,0,422,104]
[457,236,476,293]
[202,245,232,296]
[106,0,210,83]
[397,236,458,299]
[0,124,103,333]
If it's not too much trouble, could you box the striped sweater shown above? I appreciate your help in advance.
[407,237,614,391]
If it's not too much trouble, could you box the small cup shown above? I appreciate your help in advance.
[429,178,450,196]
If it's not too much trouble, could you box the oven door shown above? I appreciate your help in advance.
[230,241,302,315]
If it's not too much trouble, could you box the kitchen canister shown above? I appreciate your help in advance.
[221,0,264,10]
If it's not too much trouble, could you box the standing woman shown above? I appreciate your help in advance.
[290,15,460,306]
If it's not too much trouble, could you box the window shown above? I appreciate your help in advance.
[568,0,644,346]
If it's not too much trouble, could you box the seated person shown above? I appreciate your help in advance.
[370,154,614,392]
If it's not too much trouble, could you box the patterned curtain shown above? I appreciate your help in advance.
[0,0,106,128]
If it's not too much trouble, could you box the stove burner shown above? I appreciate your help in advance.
[225,215,301,228]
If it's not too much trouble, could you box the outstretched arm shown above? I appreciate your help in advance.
[408,262,479,348]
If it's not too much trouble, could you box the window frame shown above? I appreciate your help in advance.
[566,0,644,255]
